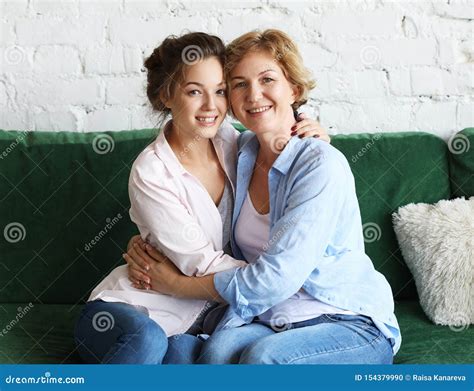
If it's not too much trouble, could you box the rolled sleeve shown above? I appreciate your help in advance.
[215,149,349,318]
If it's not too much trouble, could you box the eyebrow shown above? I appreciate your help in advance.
[184,81,225,87]
[231,68,277,80]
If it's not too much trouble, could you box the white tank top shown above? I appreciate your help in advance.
[234,191,357,326]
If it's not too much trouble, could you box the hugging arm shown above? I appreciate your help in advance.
[133,153,348,318]
[125,165,246,285]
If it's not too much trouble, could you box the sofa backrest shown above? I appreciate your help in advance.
[0,128,459,304]
[449,128,474,199]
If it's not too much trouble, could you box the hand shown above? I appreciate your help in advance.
[123,238,152,290]
[124,242,185,296]
[126,234,142,252]
[291,113,331,143]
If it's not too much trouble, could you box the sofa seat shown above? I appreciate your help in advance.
[394,301,473,364]
[0,302,472,364]
[0,303,82,364]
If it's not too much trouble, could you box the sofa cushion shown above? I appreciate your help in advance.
[394,301,474,364]
[0,302,471,364]
[449,128,474,198]
[0,303,82,364]
[393,197,474,327]
[332,132,451,300]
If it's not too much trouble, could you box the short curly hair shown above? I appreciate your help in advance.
[224,29,316,111]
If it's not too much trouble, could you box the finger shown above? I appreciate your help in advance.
[122,251,150,273]
[137,237,147,249]
[318,134,331,143]
[296,112,307,121]
[291,122,316,136]
[293,119,323,132]
[129,276,151,291]
[127,263,151,284]
[133,243,158,266]
[144,244,167,262]
[127,245,150,271]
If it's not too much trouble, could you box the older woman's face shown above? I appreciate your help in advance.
[229,50,298,134]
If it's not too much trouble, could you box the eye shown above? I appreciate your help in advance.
[233,81,246,89]
[188,90,201,96]
[216,89,226,96]
[262,77,274,84]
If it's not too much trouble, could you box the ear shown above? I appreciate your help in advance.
[159,90,171,109]
[290,84,300,105]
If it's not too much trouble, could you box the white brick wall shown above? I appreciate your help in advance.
[0,0,472,139]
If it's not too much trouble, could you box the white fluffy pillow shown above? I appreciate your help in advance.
[393,197,474,327]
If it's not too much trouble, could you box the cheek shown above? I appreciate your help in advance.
[229,90,243,108]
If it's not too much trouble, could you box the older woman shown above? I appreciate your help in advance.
[127,29,401,364]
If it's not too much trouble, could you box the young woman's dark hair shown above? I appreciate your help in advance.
[144,32,226,122]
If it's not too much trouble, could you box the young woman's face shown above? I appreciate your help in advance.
[164,56,228,139]
[229,50,298,134]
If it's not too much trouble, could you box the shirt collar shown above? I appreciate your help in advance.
[154,120,187,177]
[239,132,303,175]
[154,120,230,178]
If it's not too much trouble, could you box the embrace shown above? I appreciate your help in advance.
[74,29,401,364]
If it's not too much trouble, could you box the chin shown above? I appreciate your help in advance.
[194,126,219,139]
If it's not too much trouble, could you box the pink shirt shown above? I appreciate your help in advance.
[88,121,246,336]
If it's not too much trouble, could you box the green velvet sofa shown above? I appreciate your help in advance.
[0,126,472,364]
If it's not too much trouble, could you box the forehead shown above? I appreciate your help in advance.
[182,57,224,84]
[230,50,284,77]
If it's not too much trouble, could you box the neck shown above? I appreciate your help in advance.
[254,112,294,168]
[166,124,215,165]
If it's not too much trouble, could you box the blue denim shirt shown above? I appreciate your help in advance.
[213,131,401,354]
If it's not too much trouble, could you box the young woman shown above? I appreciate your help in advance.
[126,29,401,364]
[73,32,327,364]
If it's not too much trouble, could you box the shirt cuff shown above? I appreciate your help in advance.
[214,269,252,320]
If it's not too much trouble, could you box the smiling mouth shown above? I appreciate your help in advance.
[196,116,218,124]
[247,106,272,114]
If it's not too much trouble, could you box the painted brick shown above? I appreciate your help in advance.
[83,106,130,132]
[105,77,146,105]
[33,45,81,75]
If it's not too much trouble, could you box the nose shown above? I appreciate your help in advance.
[202,92,217,111]
[247,83,263,103]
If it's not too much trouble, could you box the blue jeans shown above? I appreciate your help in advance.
[74,300,169,364]
[194,313,394,364]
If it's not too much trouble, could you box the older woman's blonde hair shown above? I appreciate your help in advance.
[225,29,316,110]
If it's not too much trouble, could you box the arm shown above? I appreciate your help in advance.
[128,158,246,278]
[145,149,348,315]
[213,153,348,318]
